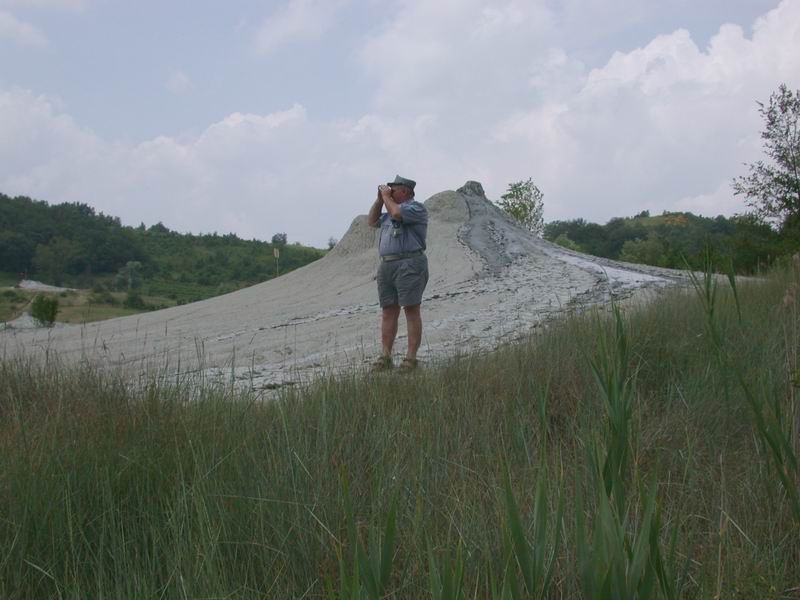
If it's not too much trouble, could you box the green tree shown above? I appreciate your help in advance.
[0,231,34,272]
[272,232,288,246]
[497,178,544,236]
[732,83,800,226]
[619,233,669,267]
[114,261,143,292]
[552,233,581,251]
[31,237,82,285]
[30,294,59,326]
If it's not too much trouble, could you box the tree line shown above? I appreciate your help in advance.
[544,211,785,272]
[0,194,324,295]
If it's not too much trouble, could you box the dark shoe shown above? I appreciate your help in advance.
[398,357,419,373]
[370,356,393,373]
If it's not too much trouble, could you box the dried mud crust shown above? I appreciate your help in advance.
[2,181,686,393]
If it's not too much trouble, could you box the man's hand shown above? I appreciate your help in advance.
[380,185,403,221]
[368,187,386,227]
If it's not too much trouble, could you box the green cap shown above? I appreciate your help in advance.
[387,175,416,190]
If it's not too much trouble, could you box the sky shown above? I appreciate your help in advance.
[1,0,798,247]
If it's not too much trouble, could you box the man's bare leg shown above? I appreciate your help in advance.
[381,305,401,358]
[403,304,422,360]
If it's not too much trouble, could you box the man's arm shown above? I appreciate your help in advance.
[367,191,384,228]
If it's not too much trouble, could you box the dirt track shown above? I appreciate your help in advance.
[1,181,686,390]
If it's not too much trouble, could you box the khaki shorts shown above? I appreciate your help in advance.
[377,254,429,308]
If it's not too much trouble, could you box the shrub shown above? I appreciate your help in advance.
[123,292,146,310]
[30,294,59,326]
[89,291,119,306]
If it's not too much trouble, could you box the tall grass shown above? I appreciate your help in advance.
[1,263,799,597]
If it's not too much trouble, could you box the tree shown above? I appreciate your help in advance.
[327,237,338,250]
[0,231,34,272]
[497,178,544,236]
[732,84,800,226]
[271,232,288,246]
[114,261,143,292]
[31,237,82,285]
[619,234,668,267]
[30,294,59,326]
[552,233,581,252]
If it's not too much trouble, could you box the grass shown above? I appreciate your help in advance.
[0,263,798,598]
[0,287,176,325]
[0,271,20,287]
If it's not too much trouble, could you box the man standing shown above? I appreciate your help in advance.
[367,175,429,372]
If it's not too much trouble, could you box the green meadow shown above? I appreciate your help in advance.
[1,261,798,598]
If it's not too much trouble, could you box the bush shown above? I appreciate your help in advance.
[89,291,119,306]
[30,294,59,326]
[123,292,146,310]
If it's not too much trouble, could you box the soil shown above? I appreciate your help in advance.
[1,181,688,392]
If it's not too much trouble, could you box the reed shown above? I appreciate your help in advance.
[0,263,798,598]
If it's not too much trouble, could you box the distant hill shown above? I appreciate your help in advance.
[0,193,324,302]
[544,210,786,273]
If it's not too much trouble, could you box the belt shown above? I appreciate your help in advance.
[381,249,425,262]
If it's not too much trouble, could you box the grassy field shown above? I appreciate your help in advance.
[0,262,798,598]
[0,286,176,324]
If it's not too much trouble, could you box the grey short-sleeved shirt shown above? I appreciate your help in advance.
[378,201,428,256]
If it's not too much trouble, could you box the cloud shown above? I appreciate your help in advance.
[479,0,800,223]
[253,0,342,55]
[360,0,555,115]
[674,182,748,217]
[2,1,800,247]
[166,70,192,95]
[0,9,46,46]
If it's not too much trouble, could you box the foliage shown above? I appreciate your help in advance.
[1,266,798,597]
[123,291,147,310]
[552,233,581,251]
[545,211,785,273]
[272,232,288,246]
[113,261,142,292]
[30,294,59,325]
[732,84,800,227]
[619,233,669,267]
[497,178,545,236]
[328,237,338,250]
[88,290,119,306]
[0,193,324,298]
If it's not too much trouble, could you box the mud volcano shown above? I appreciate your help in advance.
[1,182,684,389]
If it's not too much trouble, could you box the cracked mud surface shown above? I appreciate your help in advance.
[2,181,687,393]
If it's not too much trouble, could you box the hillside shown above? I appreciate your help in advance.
[0,193,325,303]
[545,210,785,272]
[2,181,687,390]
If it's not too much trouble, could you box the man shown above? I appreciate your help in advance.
[367,175,429,372]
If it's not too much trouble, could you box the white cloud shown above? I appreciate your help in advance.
[0,9,46,46]
[253,0,342,55]
[360,0,555,115]
[0,89,398,244]
[166,70,192,95]
[480,0,800,222]
[2,1,800,246]
[674,182,747,217]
